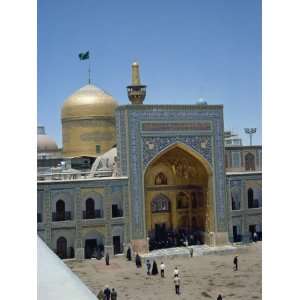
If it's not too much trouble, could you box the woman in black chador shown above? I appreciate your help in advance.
[217,294,223,300]
[135,253,142,268]
[151,260,158,275]
[105,253,110,266]
[126,247,132,261]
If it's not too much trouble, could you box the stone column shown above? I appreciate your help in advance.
[104,187,114,256]
[188,192,192,229]
[227,178,233,242]
[242,179,250,242]
[74,187,84,260]
[171,191,177,230]
[43,188,52,247]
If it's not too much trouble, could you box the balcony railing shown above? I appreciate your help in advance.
[52,211,72,222]
[232,201,241,210]
[82,209,102,219]
[112,208,123,218]
[248,199,261,209]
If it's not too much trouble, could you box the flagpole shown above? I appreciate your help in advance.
[88,58,91,84]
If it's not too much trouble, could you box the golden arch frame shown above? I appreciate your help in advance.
[143,142,216,241]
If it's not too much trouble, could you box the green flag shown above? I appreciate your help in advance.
[78,51,89,60]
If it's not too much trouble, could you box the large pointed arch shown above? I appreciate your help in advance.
[144,142,213,176]
[144,142,215,249]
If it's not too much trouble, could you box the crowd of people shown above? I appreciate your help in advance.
[96,246,243,299]
[148,228,203,251]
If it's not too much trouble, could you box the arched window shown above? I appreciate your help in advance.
[86,198,95,219]
[245,153,255,171]
[176,192,189,209]
[56,200,65,221]
[231,188,241,210]
[57,237,67,259]
[152,194,170,213]
[155,172,168,185]
[248,188,254,208]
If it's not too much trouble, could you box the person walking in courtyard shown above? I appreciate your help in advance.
[174,275,181,295]
[217,294,223,300]
[233,255,238,271]
[146,259,151,275]
[160,261,165,278]
[152,260,158,275]
[135,253,142,268]
[189,247,193,257]
[174,266,179,277]
[103,285,111,300]
[97,289,104,300]
[111,288,117,300]
[105,253,110,266]
[126,247,132,261]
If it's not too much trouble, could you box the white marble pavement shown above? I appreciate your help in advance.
[141,244,237,260]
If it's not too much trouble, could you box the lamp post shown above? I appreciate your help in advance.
[244,128,257,146]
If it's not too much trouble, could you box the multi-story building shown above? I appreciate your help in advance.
[37,62,262,260]
[225,139,262,242]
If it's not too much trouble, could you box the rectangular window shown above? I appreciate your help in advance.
[96,145,101,154]
[231,151,241,168]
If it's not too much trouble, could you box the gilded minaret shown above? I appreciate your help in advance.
[127,62,147,104]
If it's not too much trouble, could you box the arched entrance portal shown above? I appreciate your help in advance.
[144,143,214,250]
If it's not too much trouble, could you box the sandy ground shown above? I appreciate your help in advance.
[66,242,261,300]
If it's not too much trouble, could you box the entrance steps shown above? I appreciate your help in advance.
[141,244,237,260]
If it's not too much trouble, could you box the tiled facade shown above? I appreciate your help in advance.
[37,177,128,259]
[225,145,262,243]
[37,105,262,259]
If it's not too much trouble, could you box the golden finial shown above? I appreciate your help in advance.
[127,61,147,104]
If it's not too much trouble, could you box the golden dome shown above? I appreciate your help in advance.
[61,84,118,120]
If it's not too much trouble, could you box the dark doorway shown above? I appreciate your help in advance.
[57,237,67,259]
[249,224,256,241]
[155,223,167,241]
[113,236,121,254]
[85,239,97,259]
[233,226,242,242]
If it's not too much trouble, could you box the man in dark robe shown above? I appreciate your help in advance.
[233,255,238,271]
[105,253,110,266]
[126,247,132,261]
[151,260,158,275]
[103,285,111,300]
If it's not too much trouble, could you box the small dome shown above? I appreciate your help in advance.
[61,84,118,120]
[37,129,58,153]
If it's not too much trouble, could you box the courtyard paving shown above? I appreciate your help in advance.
[66,242,261,300]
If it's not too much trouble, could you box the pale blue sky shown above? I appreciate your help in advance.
[38,0,261,147]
